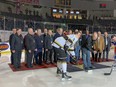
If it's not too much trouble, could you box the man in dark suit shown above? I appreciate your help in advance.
[24,28,37,68]
[45,30,53,64]
[9,28,17,65]
[103,32,111,61]
[34,29,43,65]
[43,28,48,63]
[81,30,92,72]
[53,28,63,63]
[11,28,23,70]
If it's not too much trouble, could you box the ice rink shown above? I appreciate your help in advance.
[0,49,116,87]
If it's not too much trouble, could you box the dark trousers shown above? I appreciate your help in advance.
[53,47,57,63]
[13,51,22,68]
[34,51,42,65]
[46,49,53,63]
[92,52,95,61]
[43,48,46,62]
[10,51,14,65]
[26,50,34,68]
[95,52,101,62]
[103,46,109,60]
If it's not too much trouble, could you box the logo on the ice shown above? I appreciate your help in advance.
[0,44,9,50]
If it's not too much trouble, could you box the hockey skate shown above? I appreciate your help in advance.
[56,68,62,74]
[61,72,72,81]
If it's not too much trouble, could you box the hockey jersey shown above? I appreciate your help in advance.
[52,34,78,56]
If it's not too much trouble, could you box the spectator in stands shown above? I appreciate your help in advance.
[45,30,53,64]
[10,28,23,70]
[53,28,63,63]
[81,30,93,72]
[94,31,104,62]
[34,29,43,65]
[43,28,48,63]
[9,28,17,65]
[24,28,37,68]
[103,31,111,61]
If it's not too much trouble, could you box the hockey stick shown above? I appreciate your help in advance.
[66,51,77,62]
[104,59,116,76]
[104,66,113,75]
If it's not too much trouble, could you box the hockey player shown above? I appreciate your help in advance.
[52,31,81,80]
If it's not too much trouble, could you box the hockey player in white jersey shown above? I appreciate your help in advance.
[52,31,81,81]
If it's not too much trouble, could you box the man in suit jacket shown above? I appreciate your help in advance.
[45,30,53,64]
[94,31,104,62]
[34,29,43,65]
[24,28,37,68]
[11,28,23,70]
[9,28,17,65]
[103,32,111,61]
[43,28,48,63]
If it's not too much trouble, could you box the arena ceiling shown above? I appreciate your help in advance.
[0,0,116,6]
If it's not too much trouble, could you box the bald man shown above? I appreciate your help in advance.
[24,28,37,68]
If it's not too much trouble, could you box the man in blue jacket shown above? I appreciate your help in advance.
[45,30,53,64]
[34,29,43,65]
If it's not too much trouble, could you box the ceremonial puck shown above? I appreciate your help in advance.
[88,70,93,74]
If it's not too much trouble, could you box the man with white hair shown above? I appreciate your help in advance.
[24,28,37,68]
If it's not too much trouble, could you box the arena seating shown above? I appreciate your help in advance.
[1,11,116,34]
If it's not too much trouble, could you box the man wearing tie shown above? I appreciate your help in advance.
[94,31,104,62]
[103,32,111,61]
